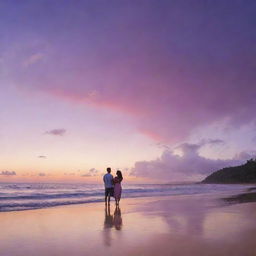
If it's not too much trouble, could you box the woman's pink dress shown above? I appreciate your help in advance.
[114,177,122,201]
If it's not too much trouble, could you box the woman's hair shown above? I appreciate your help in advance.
[116,170,123,181]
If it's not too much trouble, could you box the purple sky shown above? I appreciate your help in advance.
[0,1,256,182]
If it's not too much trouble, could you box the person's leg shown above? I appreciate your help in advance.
[105,188,109,204]
[114,189,118,205]
[108,193,110,204]
[118,188,121,205]
[107,188,111,204]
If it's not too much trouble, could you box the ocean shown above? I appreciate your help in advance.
[0,182,250,212]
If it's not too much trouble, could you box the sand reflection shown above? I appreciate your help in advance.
[137,195,214,237]
[113,205,122,230]
[103,205,123,247]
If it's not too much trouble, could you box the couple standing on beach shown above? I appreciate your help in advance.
[103,167,123,205]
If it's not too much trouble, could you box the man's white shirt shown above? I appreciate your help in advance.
[103,173,114,188]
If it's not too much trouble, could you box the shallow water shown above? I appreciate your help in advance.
[0,182,250,211]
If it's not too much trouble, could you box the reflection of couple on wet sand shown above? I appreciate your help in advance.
[104,205,122,231]
[103,167,123,205]
[103,204,123,247]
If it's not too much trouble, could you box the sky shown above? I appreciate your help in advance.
[0,0,256,183]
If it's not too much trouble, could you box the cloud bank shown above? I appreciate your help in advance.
[131,142,256,182]
[0,171,16,176]
[81,168,100,177]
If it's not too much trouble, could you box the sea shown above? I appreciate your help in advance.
[0,182,251,212]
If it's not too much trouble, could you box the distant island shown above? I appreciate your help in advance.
[202,159,256,184]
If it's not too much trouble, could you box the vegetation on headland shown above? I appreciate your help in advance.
[202,159,256,184]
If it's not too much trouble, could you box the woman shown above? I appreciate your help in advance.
[113,170,123,205]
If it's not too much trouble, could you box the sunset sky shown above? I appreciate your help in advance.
[0,0,256,183]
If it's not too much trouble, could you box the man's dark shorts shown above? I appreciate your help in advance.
[105,187,114,197]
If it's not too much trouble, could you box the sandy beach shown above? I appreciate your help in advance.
[0,193,256,256]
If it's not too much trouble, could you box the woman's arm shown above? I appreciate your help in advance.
[113,177,119,184]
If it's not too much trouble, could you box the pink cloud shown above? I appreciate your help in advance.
[32,46,256,143]
[42,71,255,143]
[43,87,146,116]
[138,129,165,142]
[6,1,256,143]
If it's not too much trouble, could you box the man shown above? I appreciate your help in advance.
[103,167,114,204]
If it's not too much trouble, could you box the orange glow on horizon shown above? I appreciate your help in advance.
[0,173,151,184]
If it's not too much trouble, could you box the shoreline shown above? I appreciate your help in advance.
[1,183,254,213]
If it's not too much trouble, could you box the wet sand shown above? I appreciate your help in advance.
[0,193,256,256]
